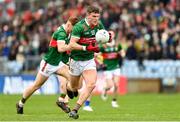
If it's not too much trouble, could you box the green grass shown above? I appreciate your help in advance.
[0,94,180,121]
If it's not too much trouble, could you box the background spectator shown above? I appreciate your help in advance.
[0,0,179,73]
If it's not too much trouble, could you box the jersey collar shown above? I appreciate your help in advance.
[62,24,68,34]
[85,18,90,26]
[85,18,97,29]
[62,24,66,30]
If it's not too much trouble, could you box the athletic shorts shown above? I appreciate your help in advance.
[69,58,96,76]
[103,68,121,79]
[39,60,65,77]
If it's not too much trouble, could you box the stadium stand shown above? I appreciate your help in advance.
[0,0,179,78]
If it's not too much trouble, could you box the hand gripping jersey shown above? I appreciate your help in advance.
[70,18,104,61]
[43,25,70,65]
[100,44,122,70]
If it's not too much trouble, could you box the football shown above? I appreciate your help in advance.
[95,29,110,44]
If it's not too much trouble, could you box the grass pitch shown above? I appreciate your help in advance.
[0,94,180,121]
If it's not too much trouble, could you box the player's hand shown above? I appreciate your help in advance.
[120,50,126,58]
[86,43,100,53]
[108,31,115,43]
[108,32,112,43]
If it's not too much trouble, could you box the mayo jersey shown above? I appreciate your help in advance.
[43,25,70,65]
[100,44,122,70]
[71,18,104,61]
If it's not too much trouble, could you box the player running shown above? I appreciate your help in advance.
[66,6,110,119]
[100,31,125,108]
[16,16,78,114]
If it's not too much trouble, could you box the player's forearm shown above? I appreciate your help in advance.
[58,44,70,52]
[69,42,85,51]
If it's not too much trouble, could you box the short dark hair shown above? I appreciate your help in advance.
[68,16,79,25]
[87,6,100,14]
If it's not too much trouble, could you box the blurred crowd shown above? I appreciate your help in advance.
[0,0,180,73]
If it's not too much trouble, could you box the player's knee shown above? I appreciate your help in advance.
[106,84,112,89]
[60,85,65,90]
[87,82,96,90]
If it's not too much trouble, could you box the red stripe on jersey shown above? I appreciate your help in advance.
[102,52,119,59]
[78,37,96,45]
[49,38,57,47]
[41,62,47,72]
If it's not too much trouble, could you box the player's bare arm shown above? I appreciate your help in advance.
[57,41,70,52]
[68,37,85,50]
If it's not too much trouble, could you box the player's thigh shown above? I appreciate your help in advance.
[70,75,81,88]
[104,70,113,80]
[104,71,113,86]
[113,75,120,83]
[105,78,114,88]
[57,75,67,83]
[34,72,49,87]
[113,75,120,87]
[57,75,67,89]
[56,64,71,81]
[82,69,97,86]
[78,76,83,89]
[113,68,121,84]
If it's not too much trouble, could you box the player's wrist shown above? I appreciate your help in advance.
[82,46,86,51]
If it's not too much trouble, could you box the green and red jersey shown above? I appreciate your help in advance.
[70,18,104,61]
[43,25,70,65]
[100,44,122,70]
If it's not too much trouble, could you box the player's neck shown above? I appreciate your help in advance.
[85,18,95,29]
[63,24,68,34]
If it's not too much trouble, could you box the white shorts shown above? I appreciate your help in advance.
[104,68,121,79]
[39,60,66,77]
[69,58,96,76]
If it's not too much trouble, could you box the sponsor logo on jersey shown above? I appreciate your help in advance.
[91,30,95,35]
[84,32,90,35]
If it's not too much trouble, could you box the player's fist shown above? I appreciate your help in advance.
[86,43,100,53]
[108,31,115,43]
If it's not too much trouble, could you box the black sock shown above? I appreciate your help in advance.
[21,98,26,104]
[72,109,78,113]
[112,98,117,101]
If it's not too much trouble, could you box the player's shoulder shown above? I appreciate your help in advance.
[52,25,66,37]
[56,25,66,33]
[78,19,86,24]
[74,19,85,27]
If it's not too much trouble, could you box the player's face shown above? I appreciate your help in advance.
[87,12,100,26]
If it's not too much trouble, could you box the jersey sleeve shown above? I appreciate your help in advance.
[52,31,66,42]
[71,24,84,39]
